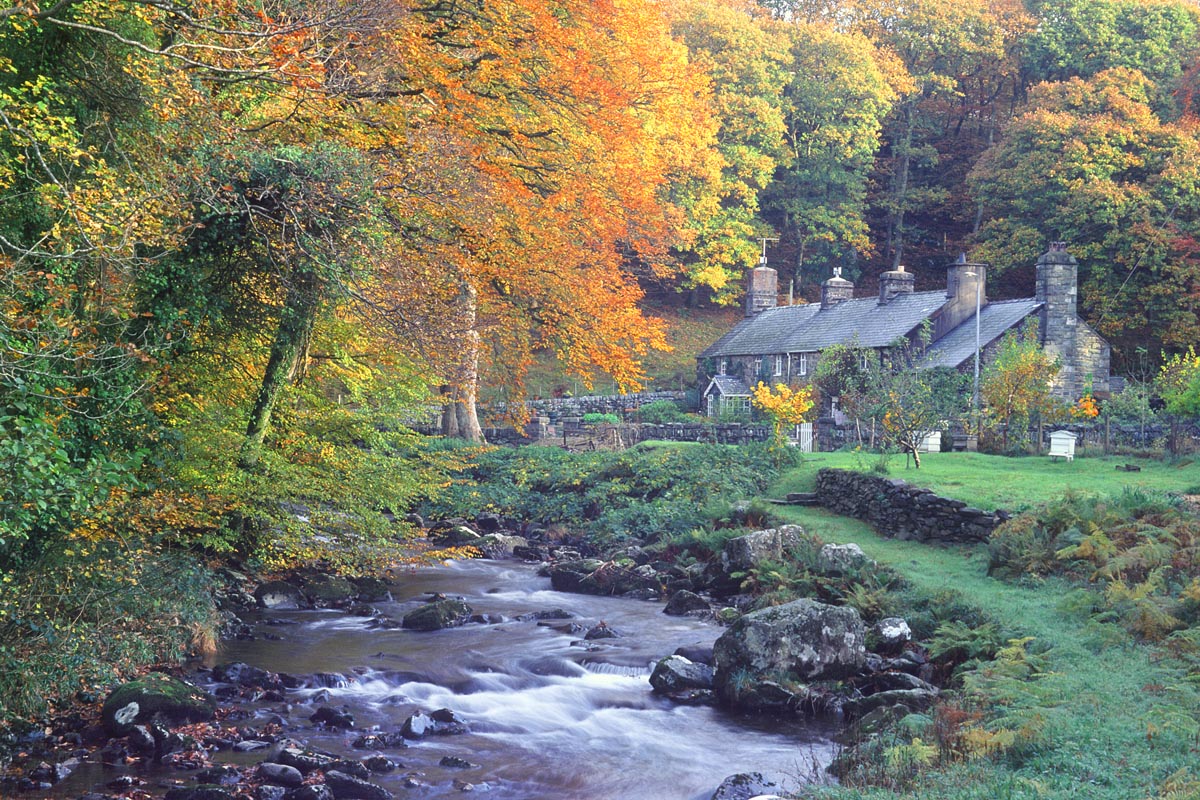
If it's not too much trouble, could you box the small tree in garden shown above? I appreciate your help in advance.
[751,381,815,453]
[1156,347,1200,453]
[877,367,968,469]
[981,324,1061,451]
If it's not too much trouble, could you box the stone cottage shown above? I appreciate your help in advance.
[697,243,1110,417]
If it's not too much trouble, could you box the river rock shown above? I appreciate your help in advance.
[439,756,476,769]
[547,560,606,593]
[474,512,504,533]
[277,747,335,774]
[710,772,779,800]
[584,622,619,640]
[300,574,357,608]
[712,599,865,711]
[102,672,217,735]
[401,711,432,739]
[362,755,399,773]
[352,732,407,749]
[843,688,939,719]
[254,580,307,609]
[195,766,242,786]
[310,706,355,729]
[213,662,280,689]
[325,770,393,800]
[870,617,912,653]
[287,786,335,800]
[650,656,714,694]
[402,598,472,631]
[817,543,871,575]
[164,788,236,800]
[429,520,482,547]
[257,786,288,800]
[351,577,393,603]
[476,534,529,559]
[259,763,304,788]
[664,590,709,616]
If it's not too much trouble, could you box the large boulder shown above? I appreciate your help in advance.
[712,599,865,711]
[401,598,472,631]
[664,590,709,616]
[549,560,661,597]
[101,673,217,735]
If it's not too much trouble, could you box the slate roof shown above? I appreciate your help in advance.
[920,299,1041,369]
[705,375,752,396]
[699,291,950,358]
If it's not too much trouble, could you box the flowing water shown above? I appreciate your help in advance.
[216,560,837,799]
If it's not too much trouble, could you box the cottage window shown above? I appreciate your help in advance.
[753,357,762,376]
[859,351,872,370]
[774,354,783,376]
[796,352,809,376]
[719,358,727,375]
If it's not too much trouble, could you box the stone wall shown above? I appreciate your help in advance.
[527,391,688,418]
[635,423,772,445]
[815,468,1007,544]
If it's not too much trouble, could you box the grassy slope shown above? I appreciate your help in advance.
[763,455,1200,800]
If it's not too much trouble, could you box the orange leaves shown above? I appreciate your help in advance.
[751,380,814,450]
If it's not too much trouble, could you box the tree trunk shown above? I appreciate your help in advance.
[240,268,320,470]
[887,100,916,269]
[440,283,484,443]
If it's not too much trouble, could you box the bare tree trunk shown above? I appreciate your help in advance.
[888,101,916,269]
[240,269,320,470]
[440,284,484,443]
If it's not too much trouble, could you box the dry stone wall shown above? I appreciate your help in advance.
[815,468,1008,544]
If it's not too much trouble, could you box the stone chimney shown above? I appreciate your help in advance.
[878,265,915,305]
[1036,242,1078,387]
[744,261,778,317]
[931,254,987,340]
[821,267,854,310]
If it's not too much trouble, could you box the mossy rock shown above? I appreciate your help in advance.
[302,574,356,607]
[401,598,472,631]
[102,672,217,735]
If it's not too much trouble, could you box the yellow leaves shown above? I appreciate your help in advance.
[751,381,814,424]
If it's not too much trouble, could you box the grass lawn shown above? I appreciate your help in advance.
[763,458,1200,800]
[772,450,1200,513]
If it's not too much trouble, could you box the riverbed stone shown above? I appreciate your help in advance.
[277,747,335,775]
[324,770,393,800]
[664,590,709,616]
[438,756,476,769]
[254,581,307,610]
[650,656,714,694]
[400,710,432,739]
[401,599,473,631]
[844,688,938,719]
[350,577,393,603]
[710,772,779,800]
[584,622,620,640]
[258,763,304,788]
[476,534,529,559]
[300,574,357,608]
[213,662,280,689]
[310,706,355,729]
[286,786,335,800]
[102,672,217,735]
[712,599,865,711]
[429,520,482,547]
[164,788,236,800]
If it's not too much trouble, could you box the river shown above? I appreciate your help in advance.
[216,559,837,799]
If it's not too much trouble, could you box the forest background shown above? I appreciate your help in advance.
[3,0,1200,725]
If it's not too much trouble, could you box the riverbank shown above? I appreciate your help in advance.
[772,503,1200,799]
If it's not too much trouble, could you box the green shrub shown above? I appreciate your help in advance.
[582,412,621,425]
[634,399,688,424]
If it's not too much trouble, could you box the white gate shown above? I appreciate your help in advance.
[793,422,814,453]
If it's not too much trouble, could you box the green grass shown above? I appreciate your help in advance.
[773,450,1200,513]
[762,463,1200,800]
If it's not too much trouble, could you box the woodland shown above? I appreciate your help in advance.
[3,0,1200,785]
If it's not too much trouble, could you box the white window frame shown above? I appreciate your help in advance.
[796,352,809,377]
[774,354,783,376]
[753,357,762,376]
[718,358,727,375]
